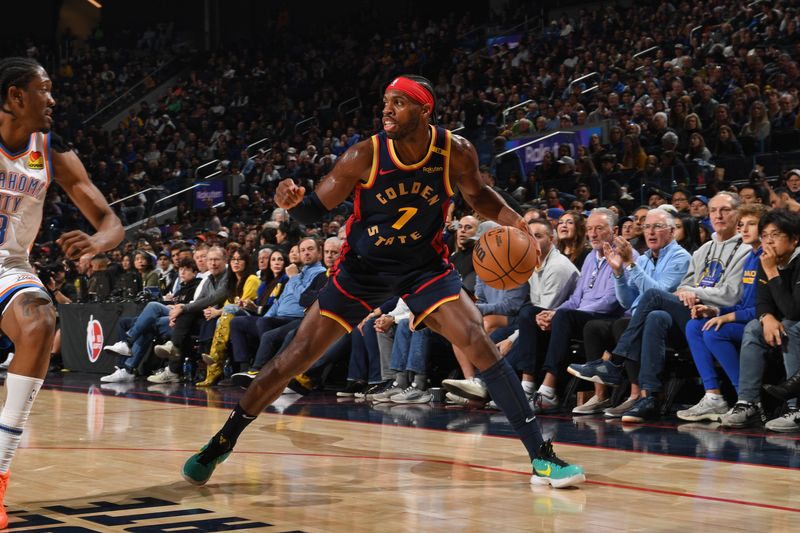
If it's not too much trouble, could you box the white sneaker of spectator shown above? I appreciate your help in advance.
[154,340,179,359]
[765,408,800,433]
[147,367,181,384]
[441,376,488,401]
[100,366,135,383]
[676,394,729,422]
[0,352,13,370]
[104,341,131,357]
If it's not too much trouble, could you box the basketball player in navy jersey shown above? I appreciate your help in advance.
[184,75,585,489]
[0,58,123,527]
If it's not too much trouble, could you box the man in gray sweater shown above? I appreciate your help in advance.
[155,246,229,360]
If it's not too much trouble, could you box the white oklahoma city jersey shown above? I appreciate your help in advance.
[0,132,51,266]
[0,132,52,310]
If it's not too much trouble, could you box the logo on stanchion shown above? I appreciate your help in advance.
[86,315,103,363]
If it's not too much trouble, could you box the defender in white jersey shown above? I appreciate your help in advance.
[0,58,123,528]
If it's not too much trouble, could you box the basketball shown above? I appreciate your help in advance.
[472,226,537,290]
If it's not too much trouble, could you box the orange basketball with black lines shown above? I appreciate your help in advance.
[472,226,536,290]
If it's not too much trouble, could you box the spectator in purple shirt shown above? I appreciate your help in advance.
[531,208,635,413]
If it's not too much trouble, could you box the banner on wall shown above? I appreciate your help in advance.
[504,125,604,176]
[193,180,225,210]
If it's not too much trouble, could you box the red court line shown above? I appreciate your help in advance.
[20,445,800,514]
[41,383,800,471]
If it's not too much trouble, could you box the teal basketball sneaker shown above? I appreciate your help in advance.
[530,440,586,489]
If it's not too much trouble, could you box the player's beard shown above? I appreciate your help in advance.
[388,113,421,140]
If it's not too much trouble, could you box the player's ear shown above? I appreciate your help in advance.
[421,103,432,120]
[7,86,23,108]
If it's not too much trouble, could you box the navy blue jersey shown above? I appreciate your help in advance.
[341,125,455,273]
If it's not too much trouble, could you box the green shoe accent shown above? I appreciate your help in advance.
[530,440,586,489]
[182,441,231,485]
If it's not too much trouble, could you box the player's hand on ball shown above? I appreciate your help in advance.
[275,179,306,209]
[515,218,541,269]
[57,230,99,260]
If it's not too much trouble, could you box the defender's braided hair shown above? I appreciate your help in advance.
[0,57,43,116]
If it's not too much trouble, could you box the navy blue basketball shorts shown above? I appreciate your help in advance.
[317,263,463,333]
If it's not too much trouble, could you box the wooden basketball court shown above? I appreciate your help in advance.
[6,380,798,531]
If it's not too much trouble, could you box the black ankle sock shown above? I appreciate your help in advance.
[624,360,640,383]
[609,354,626,366]
[198,403,257,464]
[481,358,544,461]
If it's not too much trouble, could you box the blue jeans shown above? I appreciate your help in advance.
[122,301,172,371]
[739,319,800,403]
[389,318,431,375]
[348,318,382,383]
[685,319,744,391]
[613,289,691,392]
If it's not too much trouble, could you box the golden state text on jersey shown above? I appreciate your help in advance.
[0,133,52,264]
[342,125,455,272]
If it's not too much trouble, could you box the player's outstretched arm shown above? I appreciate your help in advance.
[275,138,375,221]
[52,150,124,259]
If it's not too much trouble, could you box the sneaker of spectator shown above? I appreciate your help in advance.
[371,381,404,403]
[104,341,131,357]
[764,408,800,433]
[572,395,612,415]
[441,376,489,401]
[603,396,640,418]
[100,366,135,383]
[620,396,660,423]
[719,401,765,428]
[361,380,393,400]
[676,394,730,422]
[532,391,560,414]
[389,384,432,404]
[147,366,181,384]
[154,340,179,359]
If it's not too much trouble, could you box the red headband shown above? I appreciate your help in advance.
[386,77,434,109]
